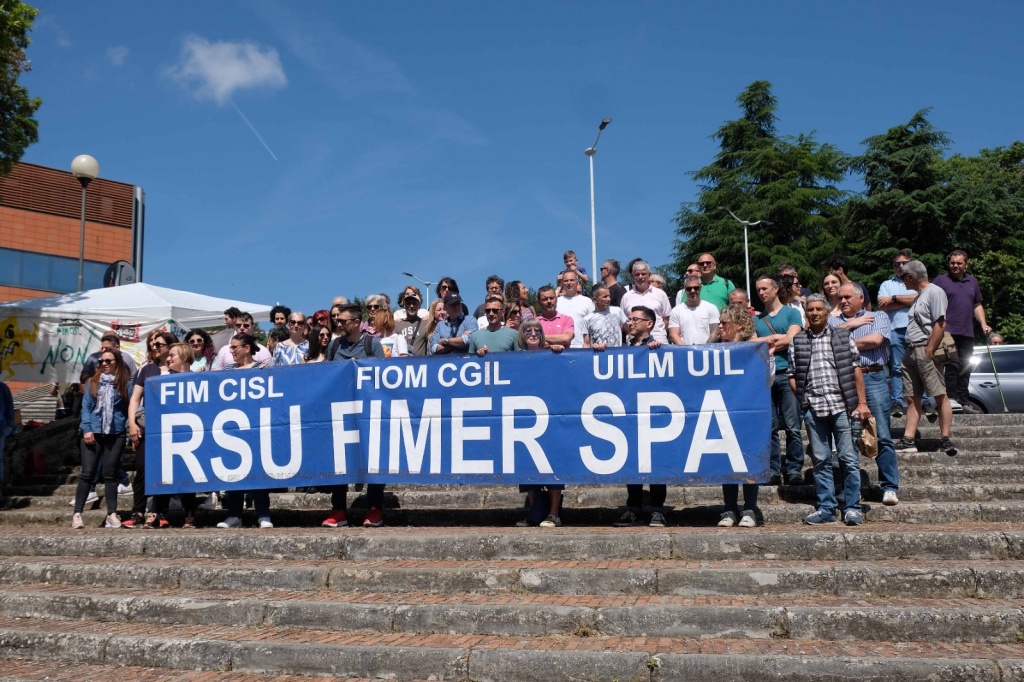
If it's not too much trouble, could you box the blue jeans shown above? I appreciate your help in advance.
[888,328,906,408]
[770,373,804,478]
[803,408,861,514]
[854,369,899,493]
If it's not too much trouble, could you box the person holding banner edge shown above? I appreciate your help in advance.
[615,306,668,528]
[322,303,388,529]
[217,333,275,530]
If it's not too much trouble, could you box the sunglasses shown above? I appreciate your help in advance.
[685,286,701,292]
[523,329,541,336]
[288,320,305,326]
[485,308,503,314]
[338,318,361,324]
[150,342,168,349]
[229,345,245,352]
[98,358,116,365]
[629,317,649,324]
[318,332,331,338]
[188,338,204,345]
[894,261,908,266]
[698,261,714,266]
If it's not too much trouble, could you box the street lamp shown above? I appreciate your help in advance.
[71,154,100,291]
[401,272,434,308]
[722,208,773,295]
[584,118,612,282]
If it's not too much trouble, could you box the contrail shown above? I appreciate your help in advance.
[228,98,279,162]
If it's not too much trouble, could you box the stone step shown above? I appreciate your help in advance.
[893,412,1024,425]
[0,616,1021,681]
[7,481,1024,512]
[5,500,1024,527]
[1,584,1021,643]
[2,554,1022,599]
[0,527,1020,562]
[0,659,355,682]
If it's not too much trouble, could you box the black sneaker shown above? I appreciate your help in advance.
[941,436,957,457]
[768,474,783,486]
[894,438,918,453]
[960,403,982,415]
[924,407,938,423]
[890,405,904,419]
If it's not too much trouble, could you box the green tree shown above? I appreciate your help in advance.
[843,110,951,284]
[0,0,42,176]
[671,81,849,296]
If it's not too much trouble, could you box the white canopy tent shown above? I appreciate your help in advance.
[0,283,273,383]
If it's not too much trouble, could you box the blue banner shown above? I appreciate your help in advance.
[145,343,772,494]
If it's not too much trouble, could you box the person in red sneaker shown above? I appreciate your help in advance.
[321,303,387,529]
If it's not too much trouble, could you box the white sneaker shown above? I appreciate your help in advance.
[882,490,899,506]
[949,399,963,413]
[258,517,274,529]
[71,513,84,530]
[197,493,219,511]
[718,511,737,527]
[105,513,122,528]
[117,484,132,495]
[738,510,757,528]
[216,516,242,529]
[70,491,100,506]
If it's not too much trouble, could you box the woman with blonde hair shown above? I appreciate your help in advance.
[375,310,409,358]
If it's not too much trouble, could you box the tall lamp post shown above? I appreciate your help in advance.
[584,118,612,282]
[71,155,100,291]
[722,208,773,295]
[401,272,434,308]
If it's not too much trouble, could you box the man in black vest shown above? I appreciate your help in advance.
[788,295,871,526]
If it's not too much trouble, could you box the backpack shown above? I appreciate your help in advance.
[327,334,375,362]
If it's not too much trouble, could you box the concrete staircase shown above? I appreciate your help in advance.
[0,413,1022,681]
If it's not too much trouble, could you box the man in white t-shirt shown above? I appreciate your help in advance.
[668,276,720,345]
[583,284,628,349]
[556,270,595,348]
[620,260,672,343]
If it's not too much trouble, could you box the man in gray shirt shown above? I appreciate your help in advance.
[897,260,956,457]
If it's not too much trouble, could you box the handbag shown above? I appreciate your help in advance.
[931,332,958,365]
[857,414,878,459]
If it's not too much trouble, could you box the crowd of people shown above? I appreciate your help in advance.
[69,248,998,531]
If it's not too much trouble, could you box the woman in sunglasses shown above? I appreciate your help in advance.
[123,330,178,529]
[216,333,274,529]
[304,324,331,363]
[360,295,386,338]
[71,350,131,529]
[273,312,309,366]
[186,329,216,372]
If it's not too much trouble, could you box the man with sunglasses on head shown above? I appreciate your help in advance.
[212,312,273,370]
[668,276,719,345]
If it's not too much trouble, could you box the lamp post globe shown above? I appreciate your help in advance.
[71,155,99,291]
[71,155,99,186]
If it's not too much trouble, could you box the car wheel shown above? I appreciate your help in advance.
[967,398,989,414]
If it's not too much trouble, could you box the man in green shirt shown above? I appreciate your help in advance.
[695,253,735,310]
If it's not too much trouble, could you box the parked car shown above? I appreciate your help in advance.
[967,343,1024,413]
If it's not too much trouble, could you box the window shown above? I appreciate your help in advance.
[0,248,108,293]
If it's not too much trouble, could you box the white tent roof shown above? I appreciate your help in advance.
[0,282,273,329]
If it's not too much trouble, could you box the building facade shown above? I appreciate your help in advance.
[0,162,144,303]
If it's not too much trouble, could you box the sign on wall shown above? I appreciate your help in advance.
[146,344,772,493]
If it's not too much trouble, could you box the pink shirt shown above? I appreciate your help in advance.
[537,312,574,340]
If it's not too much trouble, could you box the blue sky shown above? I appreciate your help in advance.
[21,1,1024,316]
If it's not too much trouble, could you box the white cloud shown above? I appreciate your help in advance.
[167,35,286,105]
[107,46,129,67]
